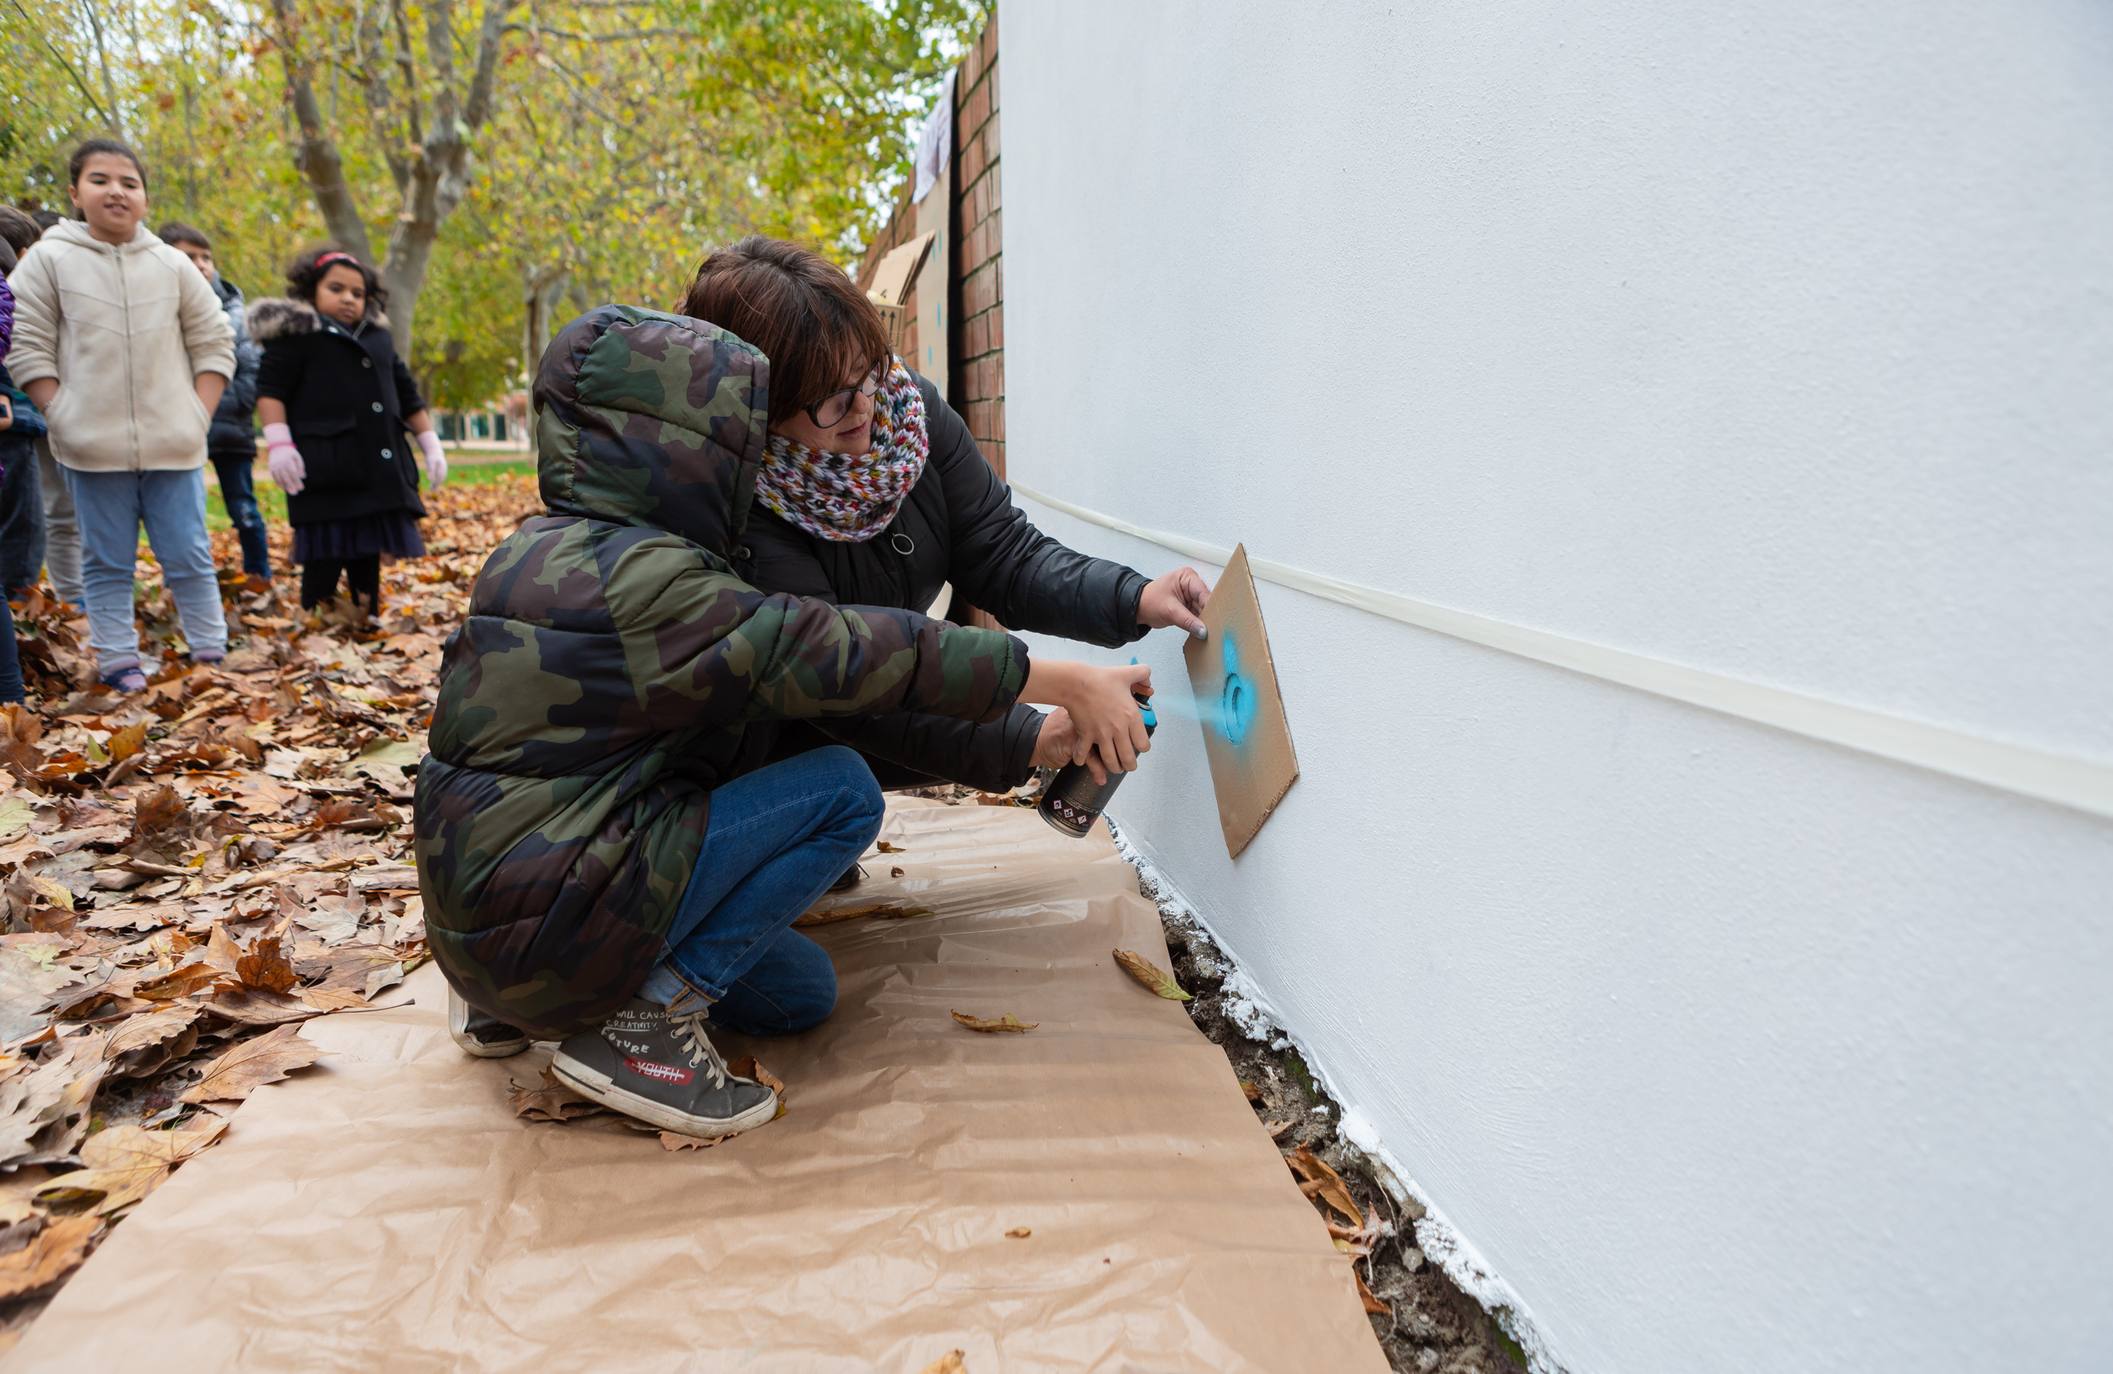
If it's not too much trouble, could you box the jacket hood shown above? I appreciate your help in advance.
[41,220,157,253]
[533,304,769,558]
[246,295,389,341]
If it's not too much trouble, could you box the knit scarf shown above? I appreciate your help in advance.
[755,359,928,543]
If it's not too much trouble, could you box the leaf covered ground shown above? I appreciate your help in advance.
[0,472,542,1354]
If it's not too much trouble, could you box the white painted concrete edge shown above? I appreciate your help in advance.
[1011,482,2113,824]
[1107,819,1572,1374]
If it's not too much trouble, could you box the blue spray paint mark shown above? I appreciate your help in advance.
[1160,635,1257,742]
[1217,633,1255,745]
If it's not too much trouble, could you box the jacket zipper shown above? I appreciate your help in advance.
[118,241,140,471]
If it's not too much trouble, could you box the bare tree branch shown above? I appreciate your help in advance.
[266,0,376,261]
[8,0,117,128]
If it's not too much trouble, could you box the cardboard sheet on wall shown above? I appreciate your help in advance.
[11,801,1383,1373]
[912,190,951,393]
[1185,544,1300,857]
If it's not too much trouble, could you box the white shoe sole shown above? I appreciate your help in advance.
[451,1029,532,1059]
[550,1052,780,1138]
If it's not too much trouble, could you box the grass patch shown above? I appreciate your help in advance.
[204,457,537,532]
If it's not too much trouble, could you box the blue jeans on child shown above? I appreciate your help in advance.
[0,596,21,702]
[63,466,229,676]
[637,745,884,1036]
[211,453,271,580]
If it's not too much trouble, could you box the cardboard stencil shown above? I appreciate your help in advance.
[1184,544,1300,857]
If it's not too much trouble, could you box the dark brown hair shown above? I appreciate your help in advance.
[286,244,388,315]
[678,235,890,424]
[68,138,146,189]
[157,220,211,252]
[0,207,39,256]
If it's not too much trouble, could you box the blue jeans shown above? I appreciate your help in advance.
[0,437,40,595]
[211,453,271,579]
[63,466,228,675]
[637,746,884,1035]
[0,595,20,702]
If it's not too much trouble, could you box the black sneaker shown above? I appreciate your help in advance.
[551,998,778,1137]
[828,862,865,894]
[448,986,531,1059]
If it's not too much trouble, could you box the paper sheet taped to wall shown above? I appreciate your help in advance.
[1185,544,1300,857]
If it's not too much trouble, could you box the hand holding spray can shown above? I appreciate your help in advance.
[1037,694,1157,838]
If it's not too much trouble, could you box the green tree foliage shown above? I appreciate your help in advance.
[1,0,982,409]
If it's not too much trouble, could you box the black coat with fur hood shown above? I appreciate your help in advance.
[250,296,428,527]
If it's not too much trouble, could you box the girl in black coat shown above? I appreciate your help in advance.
[682,235,1211,796]
[251,248,447,611]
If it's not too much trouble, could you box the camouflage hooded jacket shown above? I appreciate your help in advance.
[413,306,1028,1037]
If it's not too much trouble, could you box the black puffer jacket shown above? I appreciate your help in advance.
[250,297,428,526]
[740,372,1148,791]
[206,276,261,461]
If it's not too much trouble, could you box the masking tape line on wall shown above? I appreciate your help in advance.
[1010,482,2113,824]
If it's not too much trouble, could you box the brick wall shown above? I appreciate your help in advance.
[857,10,1004,478]
[950,13,1005,477]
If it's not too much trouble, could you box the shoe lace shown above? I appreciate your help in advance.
[670,1010,730,1090]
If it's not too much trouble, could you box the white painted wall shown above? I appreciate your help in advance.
[998,3,2113,1371]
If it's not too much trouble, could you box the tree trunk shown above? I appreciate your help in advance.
[524,265,570,384]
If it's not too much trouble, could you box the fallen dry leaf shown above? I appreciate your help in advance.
[890,866,905,878]
[951,1011,1037,1034]
[726,1056,788,1120]
[657,1130,730,1151]
[129,784,188,839]
[875,840,905,854]
[1005,1227,1032,1239]
[0,1035,107,1168]
[507,1068,609,1124]
[1240,1078,1262,1102]
[133,962,221,1001]
[204,985,325,1027]
[235,935,298,994]
[1285,1146,1363,1229]
[179,1024,324,1104]
[1354,1266,1389,1316]
[33,1116,228,1215]
[105,721,150,764]
[102,1005,206,1079]
[0,1213,100,1301]
[1113,949,1192,1002]
[792,902,934,928]
[919,1353,967,1374]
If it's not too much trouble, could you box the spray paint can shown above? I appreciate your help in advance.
[1037,695,1157,838]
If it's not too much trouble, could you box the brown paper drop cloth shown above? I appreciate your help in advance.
[9,800,1388,1373]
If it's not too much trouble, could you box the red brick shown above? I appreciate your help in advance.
[985,209,1001,260]
[984,439,1004,478]
[958,43,981,92]
[987,307,1004,350]
[954,193,974,240]
[987,62,999,114]
[985,162,1000,211]
[981,13,998,65]
[962,81,990,132]
[982,111,1000,158]
[994,352,1005,397]
[966,313,990,357]
[960,267,992,317]
[991,402,1006,442]
[959,138,985,187]
[993,256,1004,304]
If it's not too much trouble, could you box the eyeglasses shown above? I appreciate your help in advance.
[805,366,883,428]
